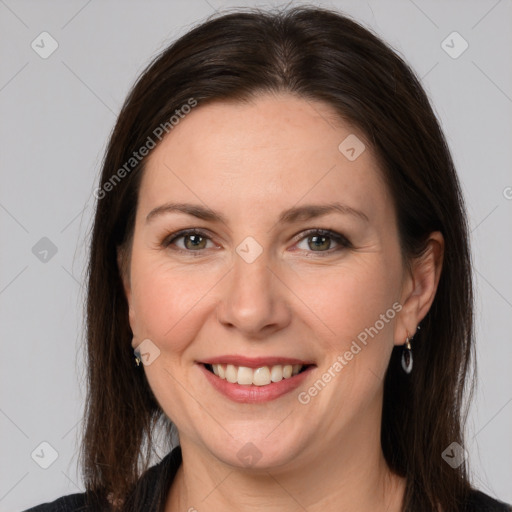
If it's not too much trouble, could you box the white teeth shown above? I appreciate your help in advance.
[237,366,253,385]
[208,363,305,386]
[225,364,237,383]
[270,365,283,382]
[253,367,271,386]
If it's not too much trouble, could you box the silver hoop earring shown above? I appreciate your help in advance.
[401,333,413,374]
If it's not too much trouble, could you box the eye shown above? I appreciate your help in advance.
[161,228,351,255]
[294,229,351,254]
[162,229,216,252]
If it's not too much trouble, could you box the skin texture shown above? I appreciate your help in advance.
[119,93,444,512]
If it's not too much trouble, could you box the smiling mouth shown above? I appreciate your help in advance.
[203,363,312,386]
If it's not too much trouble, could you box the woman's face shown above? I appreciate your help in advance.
[122,93,416,470]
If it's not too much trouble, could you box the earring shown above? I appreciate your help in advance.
[133,339,141,367]
[401,332,413,374]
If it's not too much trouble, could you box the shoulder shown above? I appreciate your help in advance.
[464,489,512,511]
[22,492,89,511]
[23,445,183,512]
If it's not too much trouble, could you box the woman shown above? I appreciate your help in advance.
[25,6,511,512]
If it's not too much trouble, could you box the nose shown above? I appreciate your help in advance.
[216,248,292,338]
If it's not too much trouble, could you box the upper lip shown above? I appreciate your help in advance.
[199,355,315,368]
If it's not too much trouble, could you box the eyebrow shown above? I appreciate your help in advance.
[145,201,369,225]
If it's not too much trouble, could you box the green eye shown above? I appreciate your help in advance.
[295,229,351,253]
[162,228,351,255]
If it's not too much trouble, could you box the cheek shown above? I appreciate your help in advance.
[130,257,218,351]
[292,256,400,342]
[295,261,400,418]
[300,259,400,412]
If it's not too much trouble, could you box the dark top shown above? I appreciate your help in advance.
[23,445,511,511]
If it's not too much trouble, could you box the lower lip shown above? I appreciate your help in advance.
[198,364,315,403]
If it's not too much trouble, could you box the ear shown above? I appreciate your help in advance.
[394,231,444,345]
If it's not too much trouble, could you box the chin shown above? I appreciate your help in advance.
[200,429,309,471]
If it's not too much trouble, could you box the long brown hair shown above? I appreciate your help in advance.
[80,6,475,511]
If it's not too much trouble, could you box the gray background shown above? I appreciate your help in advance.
[1,0,511,510]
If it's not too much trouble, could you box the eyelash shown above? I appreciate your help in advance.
[161,228,352,256]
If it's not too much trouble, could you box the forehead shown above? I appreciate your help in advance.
[138,93,389,224]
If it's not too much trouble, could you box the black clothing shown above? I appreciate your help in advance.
[23,445,511,511]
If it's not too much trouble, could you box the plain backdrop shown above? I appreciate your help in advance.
[1,0,511,510]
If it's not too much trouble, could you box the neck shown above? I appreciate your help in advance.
[166,402,405,512]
